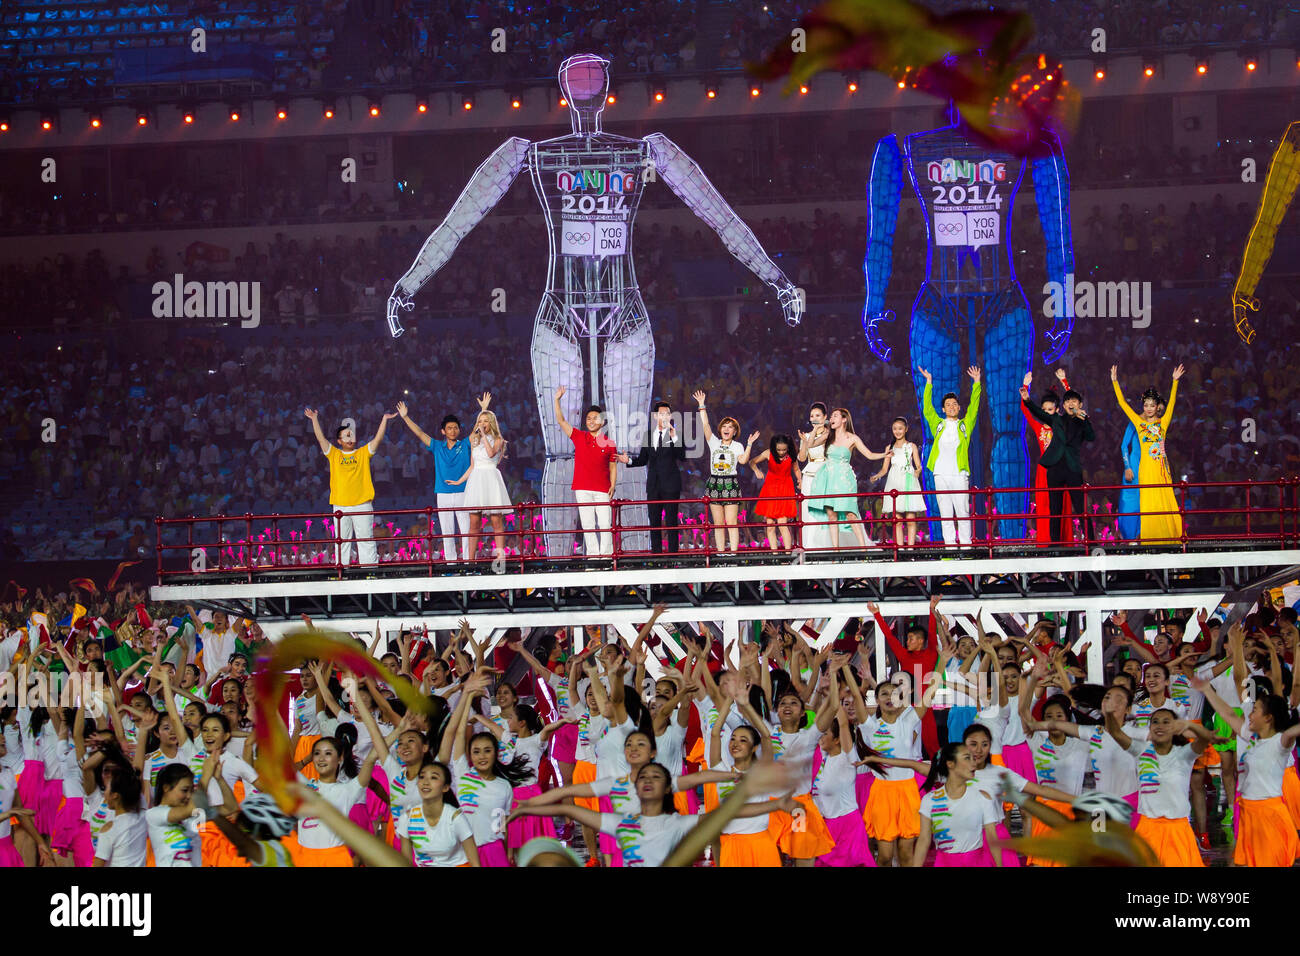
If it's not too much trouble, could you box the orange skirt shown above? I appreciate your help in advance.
[863,778,921,842]
[1281,766,1300,832]
[573,760,600,812]
[718,828,782,867]
[1027,799,1075,867]
[1234,797,1300,867]
[201,820,249,868]
[772,793,835,859]
[291,841,354,867]
[1135,816,1204,867]
[295,734,322,780]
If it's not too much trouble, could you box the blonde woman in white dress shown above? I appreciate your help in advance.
[871,417,925,548]
[447,410,510,560]
[797,403,831,553]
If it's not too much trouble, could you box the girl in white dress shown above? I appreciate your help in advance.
[871,417,925,547]
[448,409,510,560]
[797,403,831,553]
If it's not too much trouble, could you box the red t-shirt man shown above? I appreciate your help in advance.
[571,428,619,493]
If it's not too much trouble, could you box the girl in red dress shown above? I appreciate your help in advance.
[1021,368,1069,544]
[750,434,802,551]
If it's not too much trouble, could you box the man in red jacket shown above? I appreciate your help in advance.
[868,595,943,755]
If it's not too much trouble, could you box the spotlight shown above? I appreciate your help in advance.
[558,96,568,108]
[0,120,9,133]
[1094,67,1105,80]
[416,98,427,113]
[606,92,616,105]
[798,84,809,94]
[1143,63,1156,77]
[897,79,906,89]
[1195,60,1207,75]
[749,85,760,97]
[183,111,195,124]
[368,101,381,117]
[707,87,717,99]
[511,97,521,109]
[508,88,523,109]
[322,104,334,119]
[230,108,241,121]
[41,116,53,131]
[275,105,288,120]
[136,111,149,126]
[89,113,101,129]
[847,80,858,93]
[462,96,473,111]
[1245,58,1257,72]
[651,84,665,103]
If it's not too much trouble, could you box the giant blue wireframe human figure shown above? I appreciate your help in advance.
[862,102,1075,541]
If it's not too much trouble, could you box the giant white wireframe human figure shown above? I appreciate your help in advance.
[388,54,802,555]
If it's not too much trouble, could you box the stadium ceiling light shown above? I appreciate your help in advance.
[1093,61,1106,80]
[136,108,149,126]
[416,97,428,113]
[507,88,523,109]
[650,84,666,103]
[322,102,334,119]
[462,94,474,111]
[846,75,858,93]
[88,110,102,129]
[558,96,567,108]
[798,83,809,94]
[41,114,55,131]
[275,104,288,120]
[229,105,241,121]
[1143,61,1157,77]
[368,100,381,117]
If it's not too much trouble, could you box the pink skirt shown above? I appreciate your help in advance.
[595,794,624,865]
[477,839,510,867]
[551,723,579,765]
[37,777,63,835]
[507,784,556,849]
[989,821,1020,867]
[815,810,876,867]
[0,835,23,868]
[854,772,874,813]
[52,796,93,866]
[936,844,996,867]
[15,761,43,826]
[1123,791,1140,829]
[1001,742,1037,784]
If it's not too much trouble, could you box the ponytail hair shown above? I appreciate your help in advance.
[153,762,194,807]
[416,755,460,808]
[920,742,965,793]
[468,731,531,786]
[321,729,360,780]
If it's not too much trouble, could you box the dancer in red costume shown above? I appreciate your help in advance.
[1021,368,1069,545]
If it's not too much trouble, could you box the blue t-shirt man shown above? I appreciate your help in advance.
[430,436,470,494]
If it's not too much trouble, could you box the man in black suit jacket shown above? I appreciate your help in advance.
[629,401,686,553]
[1021,373,1095,544]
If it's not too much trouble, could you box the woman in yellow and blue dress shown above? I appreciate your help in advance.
[1110,363,1185,544]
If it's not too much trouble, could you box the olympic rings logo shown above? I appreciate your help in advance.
[936,222,964,235]
[565,231,592,242]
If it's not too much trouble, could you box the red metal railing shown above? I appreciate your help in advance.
[154,477,1300,581]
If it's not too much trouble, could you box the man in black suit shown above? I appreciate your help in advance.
[1020,372,1095,544]
[629,401,686,553]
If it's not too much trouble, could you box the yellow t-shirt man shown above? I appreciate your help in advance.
[327,444,375,507]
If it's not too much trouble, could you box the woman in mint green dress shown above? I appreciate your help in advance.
[809,407,883,549]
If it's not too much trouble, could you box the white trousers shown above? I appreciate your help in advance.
[335,501,377,566]
[437,491,471,560]
[574,489,613,556]
[933,473,971,546]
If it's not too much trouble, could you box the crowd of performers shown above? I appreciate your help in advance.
[2,582,1298,868]
[302,363,1186,564]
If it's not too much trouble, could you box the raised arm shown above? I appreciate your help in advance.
[388,137,531,336]
[552,386,574,439]
[395,401,433,446]
[367,411,398,454]
[645,133,801,327]
[862,133,904,361]
[304,407,331,455]
[692,391,715,444]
